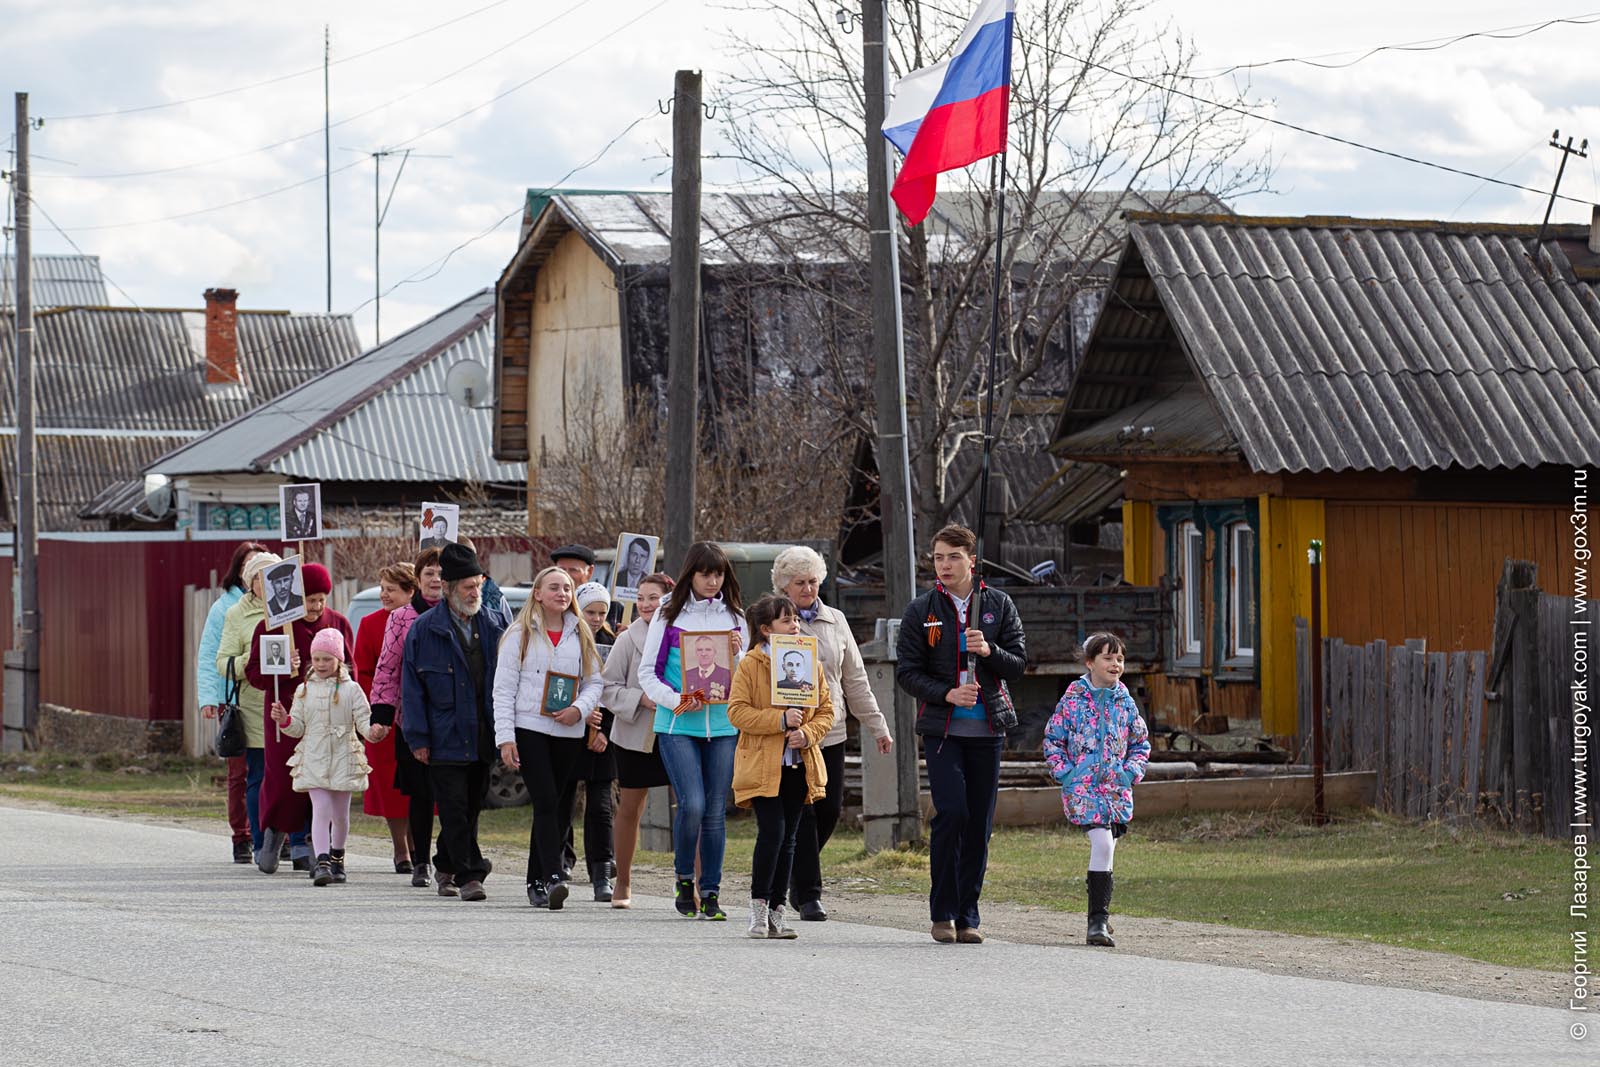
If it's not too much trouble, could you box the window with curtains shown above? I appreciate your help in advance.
[1158,502,1259,678]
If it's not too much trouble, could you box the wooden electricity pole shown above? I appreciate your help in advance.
[863,0,922,849]
[662,69,702,576]
[3,91,39,753]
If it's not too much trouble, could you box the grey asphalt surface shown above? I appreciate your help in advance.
[0,805,1586,1067]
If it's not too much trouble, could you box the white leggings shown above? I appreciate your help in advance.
[308,788,352,856]
[1087,827,1117,872]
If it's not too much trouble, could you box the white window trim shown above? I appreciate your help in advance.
[1228,522,1256,660]
[1178,521,1203,657]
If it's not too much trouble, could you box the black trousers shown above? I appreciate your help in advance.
[923,734,1002,928]
[789,741,846,906]
[560,777,616,877]
[393,725,434,870]
[516,729,586,885]
[428,760,490,884]
[750,763,810,908]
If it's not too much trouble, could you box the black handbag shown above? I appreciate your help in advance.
[213,659,248,758]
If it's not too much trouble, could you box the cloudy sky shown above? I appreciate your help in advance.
[3,0,1596,347]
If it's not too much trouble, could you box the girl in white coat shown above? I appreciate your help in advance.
[270,628,384,887]
[493,566,605,910]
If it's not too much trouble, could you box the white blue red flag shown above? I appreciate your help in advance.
[881,0,1015,225]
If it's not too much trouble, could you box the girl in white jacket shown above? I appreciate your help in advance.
[493,566,605,910]
[270,628,383,887]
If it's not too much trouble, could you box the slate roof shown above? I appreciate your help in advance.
[1054,214,1600,472]
[147,289,523,487]
[0,253,109,308]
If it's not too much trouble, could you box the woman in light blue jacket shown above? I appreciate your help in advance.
[197,541,268,864]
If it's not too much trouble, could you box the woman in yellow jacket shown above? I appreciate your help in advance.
[727,594,835,940]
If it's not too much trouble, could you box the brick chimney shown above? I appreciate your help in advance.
[203,287,240,385]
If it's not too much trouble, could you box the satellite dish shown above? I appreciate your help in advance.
[446,359,491,410]
[143,473,173,517]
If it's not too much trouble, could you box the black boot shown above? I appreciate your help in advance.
[312,854,334,887]
[1086,871,1115,947]
[329,848,347,884]
[590,860,615,903]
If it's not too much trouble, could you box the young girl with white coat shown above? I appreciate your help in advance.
[1041,631,1151,946]
[493,566,605,911]
[636,541,749,921]
[269,628,385,887]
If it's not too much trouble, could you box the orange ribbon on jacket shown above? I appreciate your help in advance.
[925,613,942,647]
[673,690,708,716]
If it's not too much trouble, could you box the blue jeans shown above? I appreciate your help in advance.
[656,732,738,895]
[244,747,265,851]
[923,734,1002,928]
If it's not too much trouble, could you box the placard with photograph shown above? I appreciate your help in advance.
[609,532,659,606]
[769,633,820,707]
[419,502,460,550]
[258,634,293,676]
[263,558,307,629]
[541,672,580,716]
[278,483,322,542]
[678,631,733,704]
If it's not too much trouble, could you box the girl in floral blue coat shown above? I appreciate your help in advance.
[1042,632,1150,947]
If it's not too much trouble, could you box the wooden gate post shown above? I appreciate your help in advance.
[1309,539,1326,826]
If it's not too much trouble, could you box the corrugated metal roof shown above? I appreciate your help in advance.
[0,432,192,530]
[1013,461,1126,525]
[0,306,361,431]
[1056,215,1600,472]
[0,253,109,308]
[148,289,524,486]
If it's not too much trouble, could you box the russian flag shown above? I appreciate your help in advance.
[882,0,1015,225]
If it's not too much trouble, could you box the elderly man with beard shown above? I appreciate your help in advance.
[401,543,507,901]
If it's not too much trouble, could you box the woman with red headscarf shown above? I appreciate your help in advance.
[246,561,355,874]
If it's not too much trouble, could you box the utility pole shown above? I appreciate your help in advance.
[863,0,922,849]
[1534,130,1588,250]
[662,69,702,576]
[3,92,39,754]
[324,25,332,313]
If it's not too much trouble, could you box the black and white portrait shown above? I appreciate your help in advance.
[264,559,306,629]
[769,634,819,707]
[418,502,460,550]
[609,532,658,605]
[259,634,292,676]
[279,483,322,542]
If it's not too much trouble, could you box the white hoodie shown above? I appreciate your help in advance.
[492,612,604,743]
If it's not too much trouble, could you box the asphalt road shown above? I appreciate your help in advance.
[0,805,1586,1067]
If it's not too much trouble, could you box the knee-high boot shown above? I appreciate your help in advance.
[1086,870,1115,947]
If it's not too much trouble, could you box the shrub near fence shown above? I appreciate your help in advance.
[1295,622,1486,823]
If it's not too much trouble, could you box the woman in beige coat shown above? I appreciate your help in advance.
[270,628,384,887]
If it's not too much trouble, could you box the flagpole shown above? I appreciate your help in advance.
[970,150,1007,672]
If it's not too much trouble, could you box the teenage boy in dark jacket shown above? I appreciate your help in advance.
[402,543,507,902]
[895,524,1026,945]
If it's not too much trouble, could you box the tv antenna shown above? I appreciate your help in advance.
[346,146,449,343]
[445,358,490,409]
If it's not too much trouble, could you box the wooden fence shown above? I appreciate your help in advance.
[1295,622,1486,822]
[1296,558,1594,838]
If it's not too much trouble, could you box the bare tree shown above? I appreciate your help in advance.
[710,0,1271,536]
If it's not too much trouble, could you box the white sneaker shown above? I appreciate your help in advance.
[747,899,770,939]
[767,903,798,939]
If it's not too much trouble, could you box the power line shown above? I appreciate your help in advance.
[917,1,1597,209]
[43,0,598,181]
[1193,11,1600,79]
[44,3,672,231]
[42,0,525,122]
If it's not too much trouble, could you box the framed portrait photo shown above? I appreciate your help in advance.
[541,672,580,716]
[769,633,820,708]
[278,483,322,542]
[609,532,659,606]
[679,631,734,704]
[258,634,293,677]
[419,502,460,550]
[263,558,307,629]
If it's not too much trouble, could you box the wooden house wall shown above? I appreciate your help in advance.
[1323,501,1575,652]
[528,231,625,464]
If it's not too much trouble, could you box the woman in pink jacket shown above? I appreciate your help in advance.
[369,546,444,889]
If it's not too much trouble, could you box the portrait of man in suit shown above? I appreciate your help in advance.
[775,650,814,696]
[681,633,732,703]
[280,484,320,541]
[419,516,451,550]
